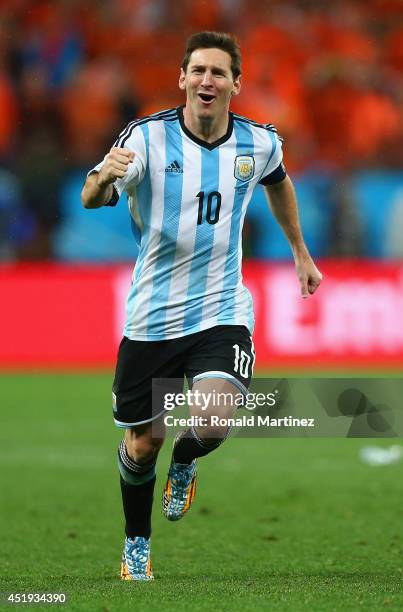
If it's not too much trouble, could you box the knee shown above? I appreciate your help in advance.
[124,429,164,464]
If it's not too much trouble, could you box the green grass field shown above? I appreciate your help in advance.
[1,373,403,611]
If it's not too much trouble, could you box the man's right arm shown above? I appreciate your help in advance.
[81,147,134,209]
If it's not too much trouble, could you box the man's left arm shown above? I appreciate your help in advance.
[264,175,323,297]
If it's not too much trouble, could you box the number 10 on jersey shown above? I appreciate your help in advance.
[233,343,251,379]
[196,191,222,225]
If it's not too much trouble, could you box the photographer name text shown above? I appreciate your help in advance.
[164,415,316,428]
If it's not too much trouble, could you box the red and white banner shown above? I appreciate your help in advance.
[1,261,402,369]
[244,260,403,368]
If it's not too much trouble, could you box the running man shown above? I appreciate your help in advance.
[81,31,322,581]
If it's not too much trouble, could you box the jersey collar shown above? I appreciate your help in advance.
[177,106,233,150]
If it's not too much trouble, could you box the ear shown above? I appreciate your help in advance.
[179,68,186,91]
[232,74,242,97]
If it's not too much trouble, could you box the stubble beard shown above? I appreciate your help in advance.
[195,97,228,139]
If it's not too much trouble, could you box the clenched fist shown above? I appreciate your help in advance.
[295,253,323,298]
[97,147,135,187]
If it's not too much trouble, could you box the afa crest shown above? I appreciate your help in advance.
[234,155,255,182]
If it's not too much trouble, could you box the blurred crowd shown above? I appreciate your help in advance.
[0,0,402,260]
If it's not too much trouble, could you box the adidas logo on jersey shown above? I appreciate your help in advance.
[165,160,183,173]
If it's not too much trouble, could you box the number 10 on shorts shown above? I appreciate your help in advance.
[233,343,251,378]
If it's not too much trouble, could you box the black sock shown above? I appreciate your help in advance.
[117,441,156,539]
[120,475,156,539]
[173,427,225,464]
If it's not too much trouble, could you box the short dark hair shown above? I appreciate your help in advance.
[181,31,242,79]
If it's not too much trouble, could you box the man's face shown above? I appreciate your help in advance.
[179,48,241,120]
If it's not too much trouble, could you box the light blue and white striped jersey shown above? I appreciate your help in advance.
[91,106,284,341]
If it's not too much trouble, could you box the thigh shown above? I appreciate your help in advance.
[112,337,185,428]
[185,325,255,395]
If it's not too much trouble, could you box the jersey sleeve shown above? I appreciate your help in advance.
[258,131,286,186]
[87,124,147,206]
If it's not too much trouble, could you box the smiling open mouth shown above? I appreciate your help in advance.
[198,93,216,103]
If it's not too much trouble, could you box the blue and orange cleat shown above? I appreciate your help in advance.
[163,457,197,521]
[120,536,154,581]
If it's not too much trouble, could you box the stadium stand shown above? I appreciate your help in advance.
[0,0,402,261]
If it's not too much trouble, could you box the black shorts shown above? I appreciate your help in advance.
[112,325,255,427]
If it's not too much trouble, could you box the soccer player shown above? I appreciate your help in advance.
[81,31,322,581]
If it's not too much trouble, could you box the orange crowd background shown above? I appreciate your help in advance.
[0,0,402,258]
